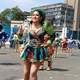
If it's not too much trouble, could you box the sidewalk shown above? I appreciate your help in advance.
[0,48,80,80]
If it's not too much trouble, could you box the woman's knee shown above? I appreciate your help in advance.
[30,68,37,77]
[30,63,40,77]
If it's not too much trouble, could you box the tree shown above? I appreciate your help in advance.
[0,8,11,25]
[11,6,24,20]
[0,6,29,25]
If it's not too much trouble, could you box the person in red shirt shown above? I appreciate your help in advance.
[61,37,68,53]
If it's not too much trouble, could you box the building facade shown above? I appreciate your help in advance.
[32,3,74,32]
[65,0,80,40]
[65,0,80,30]
[11,20,24,36]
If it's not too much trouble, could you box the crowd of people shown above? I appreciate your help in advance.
[17,9,77,80]
[0,9,78,80]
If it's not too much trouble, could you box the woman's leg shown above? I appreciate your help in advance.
[47,55,52,70]
[39,61,44,70]
[15,40,19,52]
[30,62,41,80]
[23,60,31,80]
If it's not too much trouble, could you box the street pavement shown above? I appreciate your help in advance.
[0,47,80,80]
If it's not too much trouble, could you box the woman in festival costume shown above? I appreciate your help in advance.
[19,9,49,80]
[39,33,54,70]
[44,34,54,70]
[39,20,55,70]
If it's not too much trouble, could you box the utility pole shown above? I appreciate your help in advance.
[77,17,80,40]
[64,1,67,28]
[62,0,68,38]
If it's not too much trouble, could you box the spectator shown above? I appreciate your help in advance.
[0,25,8,48]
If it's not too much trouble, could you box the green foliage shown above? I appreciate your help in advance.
[11,6,24,20]
[0,8,11,25]
[43,20,54,35]
[0,6,25,25]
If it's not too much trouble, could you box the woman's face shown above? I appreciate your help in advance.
[32,11,41,23]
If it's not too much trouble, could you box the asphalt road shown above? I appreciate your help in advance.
[0,47,80,80]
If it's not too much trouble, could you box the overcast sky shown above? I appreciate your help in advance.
[0,0,64,12]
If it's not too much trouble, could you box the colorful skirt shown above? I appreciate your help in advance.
[19,42,48,62]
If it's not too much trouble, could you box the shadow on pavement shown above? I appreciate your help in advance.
[55,56,68,59]
[0,53,7,55]
[51,68,69,71]
[0,62,21,65]
[71,54,80,57]
[39,68,69,72]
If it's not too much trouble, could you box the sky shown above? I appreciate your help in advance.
[0,0,64,12]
